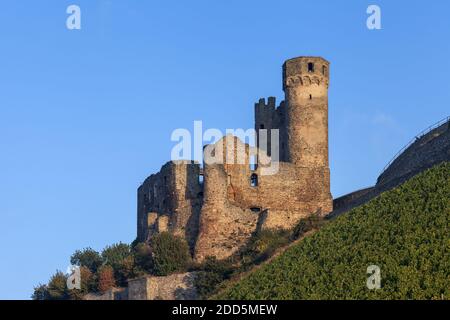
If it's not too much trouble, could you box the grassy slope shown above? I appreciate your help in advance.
[217,162,450,300]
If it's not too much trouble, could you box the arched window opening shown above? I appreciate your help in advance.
[309,94,312,100]
[308,62,315,72]
[250,174,258,187]
[322,65,327,76]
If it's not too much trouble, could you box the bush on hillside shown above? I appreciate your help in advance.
[194,256,234,299]
[290,213,326,241]
[239,229,290,267]
[150,232,191,276]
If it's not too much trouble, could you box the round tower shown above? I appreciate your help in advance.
[283,56,330,168]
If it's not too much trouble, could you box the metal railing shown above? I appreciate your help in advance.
[379,115,450,175]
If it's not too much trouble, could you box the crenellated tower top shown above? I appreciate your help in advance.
[283,56,329,91]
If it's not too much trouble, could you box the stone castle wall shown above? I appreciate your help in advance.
[84,287,128,300]
[137,161,202,250]
[128,273,198,300]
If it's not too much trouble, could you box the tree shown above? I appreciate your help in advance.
[70,247,103,273]
[97,265,116,293]
[32,284,49,300]
[150,232,191,276]
[80,266,96,292]
[101,243,131,269]
[133,242,153,274]
[67,266,98,300]
[101,242,134,286]
[47,271,68,300]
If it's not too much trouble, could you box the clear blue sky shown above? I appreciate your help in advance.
[0,0,449,299]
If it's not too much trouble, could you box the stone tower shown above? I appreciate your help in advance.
[283,56,330,168]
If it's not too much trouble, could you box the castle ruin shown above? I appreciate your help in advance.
[137,56,333,262]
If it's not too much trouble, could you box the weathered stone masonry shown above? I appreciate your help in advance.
[137,56,333,261]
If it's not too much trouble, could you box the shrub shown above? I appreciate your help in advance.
[290,213,326,241]
[194,256,234,299]
[239,229,290,267]
[150,232,191,276]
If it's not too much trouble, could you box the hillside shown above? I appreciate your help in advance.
[217,162,450,300]
[331,117,449,218]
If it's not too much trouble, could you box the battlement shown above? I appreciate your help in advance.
[254,96,288,160]
[255,97,276,111]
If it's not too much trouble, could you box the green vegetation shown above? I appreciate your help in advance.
[239,229,290,268]
[150,232,192,276]
[33,162,449,300]
[32,233,191,299]
[194,219,325,299]
[101,242,134,286]
[194,257,234,299]
[217,162,450,300]
[70,248,103,273]
[290,212,326,241]
[97,265,116,293]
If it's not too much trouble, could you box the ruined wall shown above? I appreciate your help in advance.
[137,161,202,249]
[128,273,198,300]
[194,160,259,262]
[194,135,332,261]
